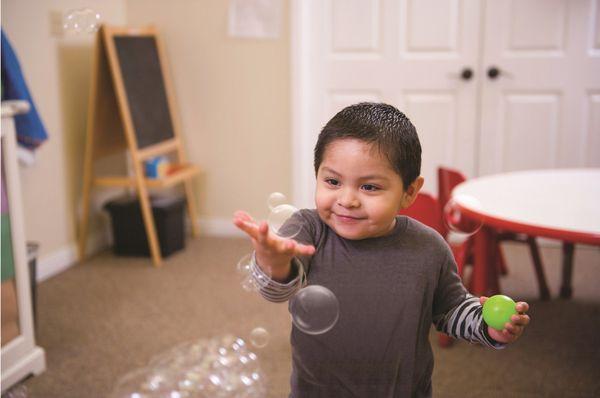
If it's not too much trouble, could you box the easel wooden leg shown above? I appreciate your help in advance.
[77,174,93,262]
[131,163,163,266]
[136,186,162,266]
[78,123,96,263]
[183,180,199,237]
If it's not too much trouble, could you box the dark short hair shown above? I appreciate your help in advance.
[314,102,422,188]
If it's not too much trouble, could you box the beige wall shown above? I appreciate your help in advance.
[2,0,127,264]
[2,0,291,269]
[126,0,292,223]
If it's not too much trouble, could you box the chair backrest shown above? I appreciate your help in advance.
[437,166,468,237]
[398,192,444,235]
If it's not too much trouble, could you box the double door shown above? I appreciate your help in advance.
[293,0,600,203]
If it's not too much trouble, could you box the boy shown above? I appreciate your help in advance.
[233,103,530,397]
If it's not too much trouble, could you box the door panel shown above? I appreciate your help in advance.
[293,0,599,208]
[402,0,461,55]
[501,94,561,172]
[306,0,481,201]
[586,93,600,166]
[479,0,600,174]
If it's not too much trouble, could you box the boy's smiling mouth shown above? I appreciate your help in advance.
[333,213,366,223]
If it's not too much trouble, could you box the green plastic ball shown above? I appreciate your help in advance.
[482,294,517,330]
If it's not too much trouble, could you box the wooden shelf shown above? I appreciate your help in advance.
[94,163,200,189]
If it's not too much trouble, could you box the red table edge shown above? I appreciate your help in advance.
[457,205,600,246]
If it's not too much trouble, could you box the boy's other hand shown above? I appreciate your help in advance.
[479,296,530,344]
[233,210,315,281]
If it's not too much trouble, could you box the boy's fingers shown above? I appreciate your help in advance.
[233,218,260,240]
[233,210,253,222]
[257,221,270,244]
[504,322,517,333]
[516,302,529,313]
[479,296,488,305]
[296,244,316,256]
[511,314,530,326]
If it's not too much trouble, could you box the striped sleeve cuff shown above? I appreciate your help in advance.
[441,295,506,349]
[250,253,306,303]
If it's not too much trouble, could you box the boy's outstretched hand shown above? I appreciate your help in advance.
[233,211,315,281]
[480,296,530,344]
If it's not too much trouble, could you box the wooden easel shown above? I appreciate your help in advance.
[78,25,199,266]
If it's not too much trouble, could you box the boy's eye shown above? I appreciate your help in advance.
[325,178,340,187]
[361,184,379,192]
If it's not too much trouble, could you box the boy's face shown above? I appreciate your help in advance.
[315,138,423,240]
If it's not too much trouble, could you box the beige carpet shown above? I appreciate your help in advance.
[10,237,600,397]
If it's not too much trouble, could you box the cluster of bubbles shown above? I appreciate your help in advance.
[236,192,340,338]
[62,8,101,34]
[2,384,28,398]
[442,195,484,239]
[110,334,266,398]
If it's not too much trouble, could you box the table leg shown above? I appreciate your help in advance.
[559,242,575,299]
[471,226,500,296]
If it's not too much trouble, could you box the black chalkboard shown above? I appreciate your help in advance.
[113,36,175,148]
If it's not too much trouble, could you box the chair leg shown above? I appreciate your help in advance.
[560,242,575,299]
[451,244,466,276]
[526,236,550,300]
[495,244,509,275]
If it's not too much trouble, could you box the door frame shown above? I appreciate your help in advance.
[291,0,318,209]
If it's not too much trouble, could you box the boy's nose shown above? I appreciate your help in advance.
[337,190,360,208]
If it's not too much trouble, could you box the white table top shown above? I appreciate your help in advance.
[452,168,600,245]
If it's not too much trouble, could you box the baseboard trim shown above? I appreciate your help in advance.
[196,217,245,238]
[37,218,243,282]
[37,231,108,283]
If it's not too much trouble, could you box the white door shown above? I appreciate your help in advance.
[478,0,600,174]
[292,0,600,208]
[292,0,482,207]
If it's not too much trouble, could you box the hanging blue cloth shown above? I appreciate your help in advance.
[1,29,48,149]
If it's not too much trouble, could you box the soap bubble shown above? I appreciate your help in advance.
[2,384,28,398]
[236,253,253,276]
[111,335,266,398]
[237,253,271,293]
[268,204,301,239]
[249,327,270,349]
[63,8,101,34]
[443,195,484,238]
[289,285,340,335]
[267,192,287,210]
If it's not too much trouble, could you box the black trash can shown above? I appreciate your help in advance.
[104,195,186,258]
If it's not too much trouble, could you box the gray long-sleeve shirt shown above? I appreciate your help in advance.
[252,209,503,397]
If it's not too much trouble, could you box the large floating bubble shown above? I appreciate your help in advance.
[443,195,484,239]
[289,285,340,335]
[111,335,265,398]
[62,8,101,34]
[268,204,301,239]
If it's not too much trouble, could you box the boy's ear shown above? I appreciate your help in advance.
[400,176,424,209]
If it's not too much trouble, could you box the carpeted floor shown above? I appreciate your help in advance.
[10,237,600,397]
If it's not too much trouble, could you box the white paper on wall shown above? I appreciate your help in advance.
[228,0,282,39]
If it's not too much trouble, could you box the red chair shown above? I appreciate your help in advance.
[398,192,444,235]
[399,192,467,347]
[437,166,550,300]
